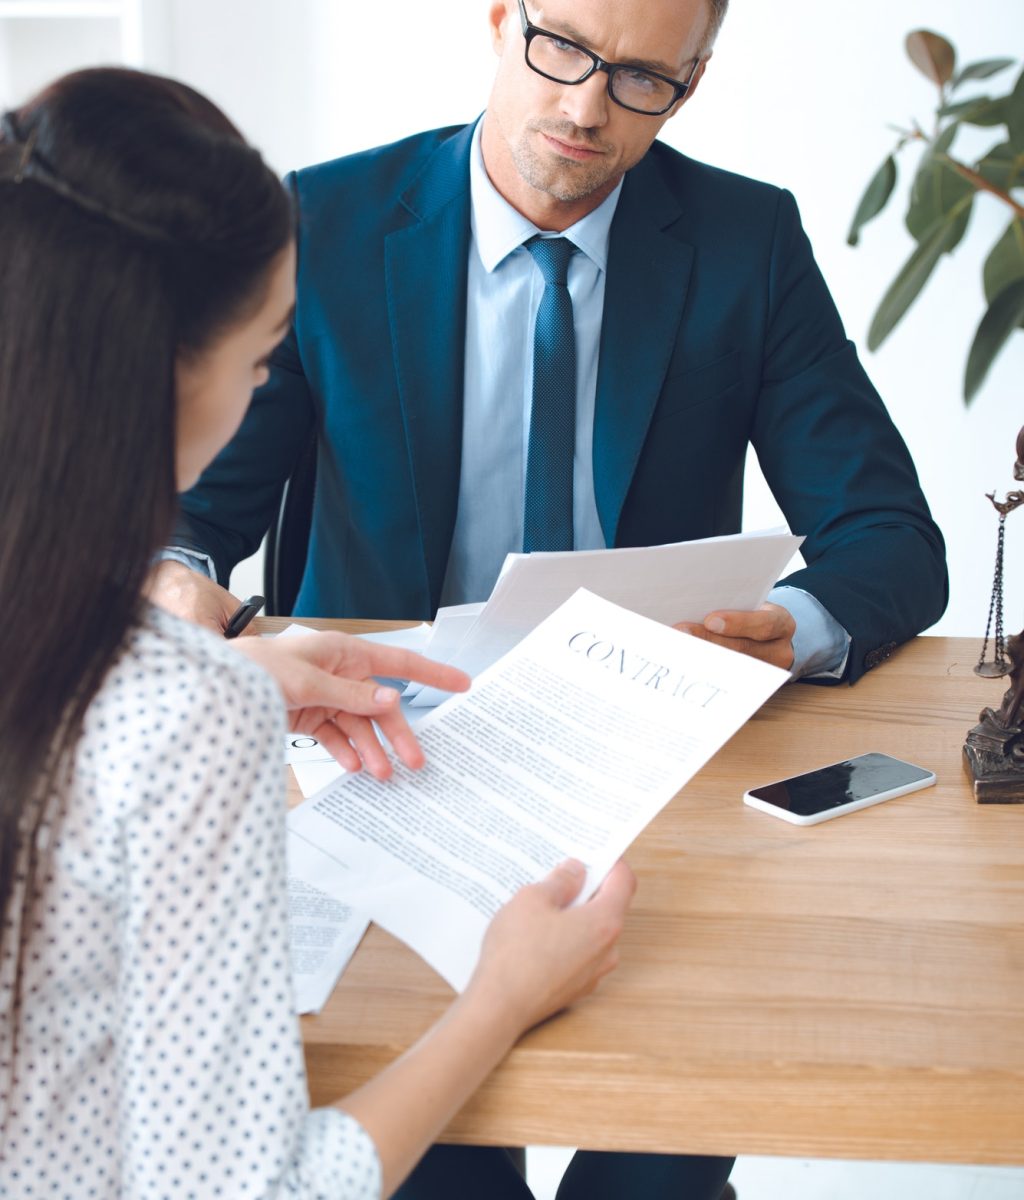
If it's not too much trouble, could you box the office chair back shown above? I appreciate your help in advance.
[263,433,317,616]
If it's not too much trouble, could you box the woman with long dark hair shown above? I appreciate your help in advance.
[0,68,634,1197]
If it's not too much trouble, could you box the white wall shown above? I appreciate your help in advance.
[2,0,1022,637]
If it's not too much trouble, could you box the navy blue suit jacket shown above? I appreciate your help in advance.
[176,122,947,683]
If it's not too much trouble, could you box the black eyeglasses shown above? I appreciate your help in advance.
[517,0,699,117]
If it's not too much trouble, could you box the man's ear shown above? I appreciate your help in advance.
[488,1,513,55]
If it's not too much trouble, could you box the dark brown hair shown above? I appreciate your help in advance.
[0,68,292,1075]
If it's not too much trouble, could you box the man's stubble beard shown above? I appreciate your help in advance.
[512,123,621,204]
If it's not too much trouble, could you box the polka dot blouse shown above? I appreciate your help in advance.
[0,606,381,1199]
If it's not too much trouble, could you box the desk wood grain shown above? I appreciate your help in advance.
[265,623,1024,1164]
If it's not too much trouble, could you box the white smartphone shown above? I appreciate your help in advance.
[743,751,936,826]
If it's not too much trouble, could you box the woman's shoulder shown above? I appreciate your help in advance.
[66,608,285,917]
[125,603,276,697]
[78,604,283,781]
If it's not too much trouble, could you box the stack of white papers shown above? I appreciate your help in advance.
[288,588,789,992]
[409,528,801,706]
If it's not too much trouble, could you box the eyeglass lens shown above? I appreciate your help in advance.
[527,33,680,113]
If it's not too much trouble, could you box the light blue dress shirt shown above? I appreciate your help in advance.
[438,121,849,679]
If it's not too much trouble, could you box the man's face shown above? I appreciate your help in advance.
[484,0,709,221]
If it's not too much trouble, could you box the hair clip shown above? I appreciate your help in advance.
[13,129,37,184]
[0,111,33,183]
[0,110,172,242]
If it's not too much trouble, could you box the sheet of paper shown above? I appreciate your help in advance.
[287,853,370,1014]
[278,620,432,652]
[285,732,334,765]
[410,528,802,707]
[288,588,789,991]
[358,623,433,654]
[402,603,486,700]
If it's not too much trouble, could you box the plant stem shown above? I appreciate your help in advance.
[937,152,1024,218]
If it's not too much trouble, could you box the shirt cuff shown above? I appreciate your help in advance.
[288,1108,382,1200]
[159,546,218,585]
[768,586,850,680]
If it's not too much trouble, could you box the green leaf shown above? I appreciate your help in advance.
[984,219,1024,304]
[964,278,1024,403]
[952,58,1017,88]
[906,30,956,87]
[959,96,1010,127]
[976,142,1024,193]
[933,121,959,156]
[868,215,963,351]
[847,156,897,246]
[905,131,975,247]
[937,96,994,119]
[1008,66,1024,151]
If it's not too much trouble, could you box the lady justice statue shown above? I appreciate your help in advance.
[964,425,1024,801]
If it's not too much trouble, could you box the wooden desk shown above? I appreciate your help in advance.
[262,621,1024,1164]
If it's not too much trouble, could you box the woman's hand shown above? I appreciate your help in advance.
[464,858,637,1040]
[233,630,470,778]
[337,859,636,1196]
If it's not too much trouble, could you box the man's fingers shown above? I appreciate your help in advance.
[672,603,796,669]
[700,603,795,641]
[674,623,793,668]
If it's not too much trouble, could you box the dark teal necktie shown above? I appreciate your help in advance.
[523,236,576,553]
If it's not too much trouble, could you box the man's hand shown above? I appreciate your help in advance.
[147,559,242,635]
[674,601,796,671]
[233,631,471,780]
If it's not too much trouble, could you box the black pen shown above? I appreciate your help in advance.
[224,594,265,639]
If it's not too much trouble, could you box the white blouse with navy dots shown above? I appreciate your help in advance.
[1,605,380,1198]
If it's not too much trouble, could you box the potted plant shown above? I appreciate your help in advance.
[848,30,1023,403]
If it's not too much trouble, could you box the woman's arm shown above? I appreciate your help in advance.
[339,859,635,1198]
[119,618,634,1199]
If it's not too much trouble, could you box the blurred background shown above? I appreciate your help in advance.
[2,0,1022,640]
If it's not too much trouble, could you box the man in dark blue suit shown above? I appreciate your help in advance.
[157,0,945,687]
[158,2,945,693]
[156,0,945,1190]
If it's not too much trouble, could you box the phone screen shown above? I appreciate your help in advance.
[746,752,935,818]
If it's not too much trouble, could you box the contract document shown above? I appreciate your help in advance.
[288,589,789,991]
[410,527,802,707]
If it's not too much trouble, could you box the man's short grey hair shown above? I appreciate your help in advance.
[700,0,729,55]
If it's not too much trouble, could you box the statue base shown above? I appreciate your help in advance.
[963,711,1024,803]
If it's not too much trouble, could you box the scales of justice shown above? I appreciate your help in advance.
[964,424,1024,802]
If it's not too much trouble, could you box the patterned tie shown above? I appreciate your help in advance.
[523,236,576,553]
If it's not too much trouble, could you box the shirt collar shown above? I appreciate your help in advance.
[469,116,622,275]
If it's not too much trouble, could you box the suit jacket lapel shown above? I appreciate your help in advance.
[385,124,474,612]
[594,151,694,545]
